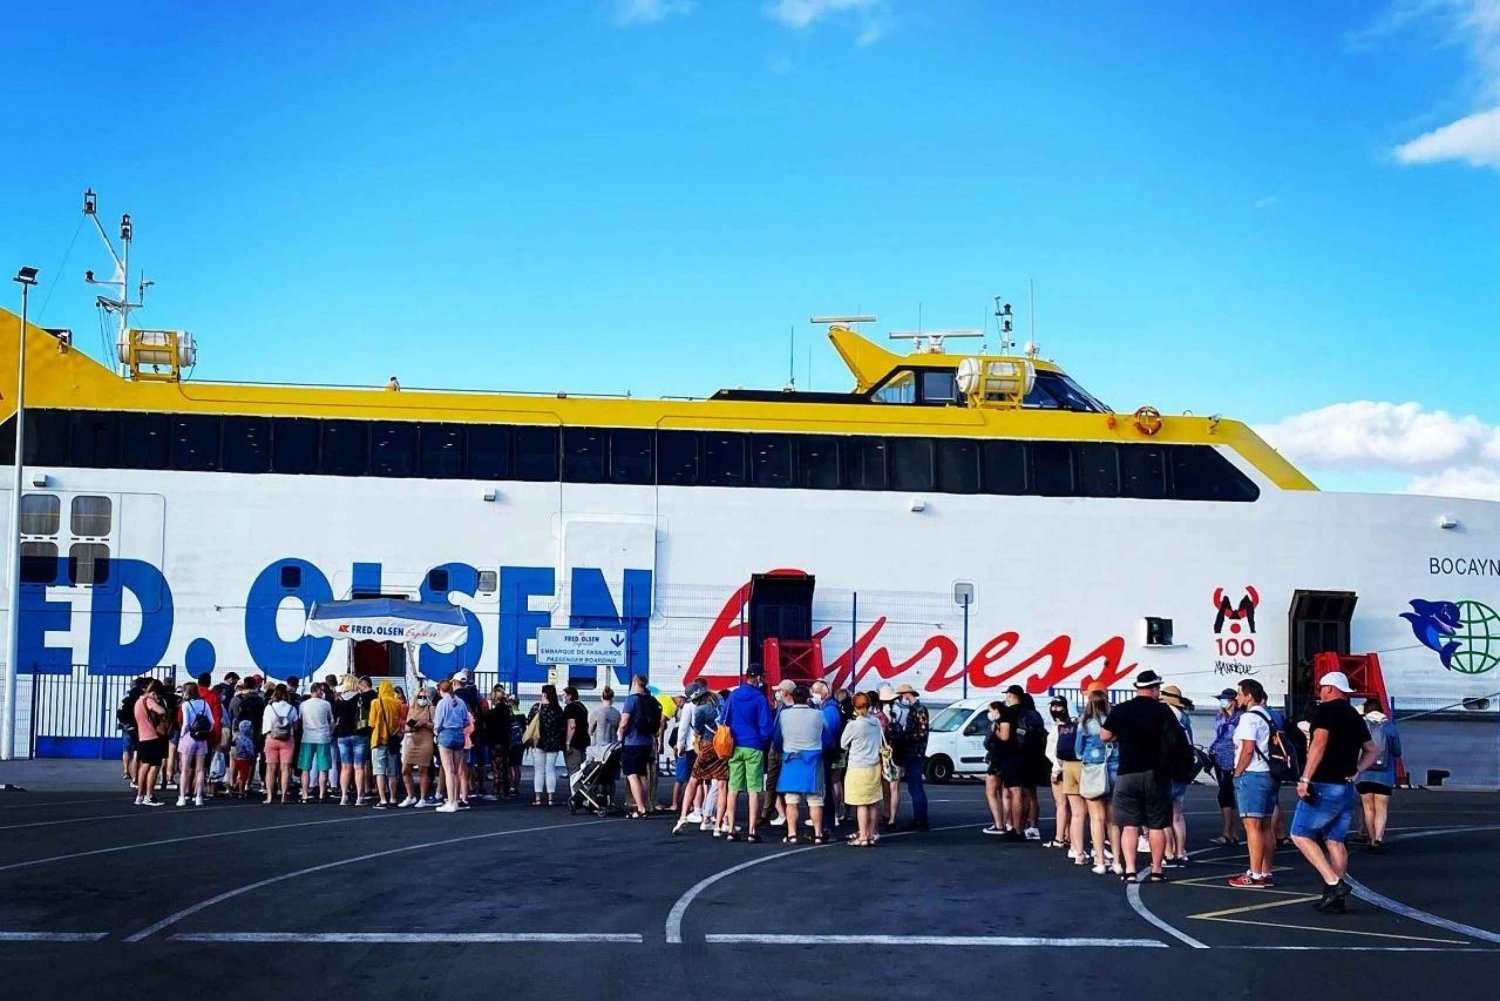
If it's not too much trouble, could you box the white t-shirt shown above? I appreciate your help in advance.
[1233,708,1272,773]
[262,702,299,739]
[298,697,333,743]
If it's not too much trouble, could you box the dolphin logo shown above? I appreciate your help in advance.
[1401,599,1462,670]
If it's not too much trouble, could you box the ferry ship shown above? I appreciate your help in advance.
[3,196,1499,760]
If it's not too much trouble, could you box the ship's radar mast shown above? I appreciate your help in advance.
[887,329,982,355]
[82,189,195,381]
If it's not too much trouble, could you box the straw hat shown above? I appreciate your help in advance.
[1162,684,1195,711]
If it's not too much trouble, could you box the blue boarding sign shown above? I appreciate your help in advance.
[536,627,628,667]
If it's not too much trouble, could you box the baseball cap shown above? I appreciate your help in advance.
[1320,671,1355,693]
[1216,688,1237,700]
[746,664,765,677]
[1004,684,1026,697]
[453,671,469,683]
[776,679,796,695]
[1134,669,1163,689]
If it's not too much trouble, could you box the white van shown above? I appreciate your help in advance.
[921,697,997,783]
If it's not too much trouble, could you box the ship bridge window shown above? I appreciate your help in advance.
[23,409,70,466]
[514,426,560,481]
[70,412,119,468]
[1077,442,1120,498]
[68,542,110,586]
[321,420,370,477]
[1023,372,1109,413]
[1171,446,1259,502]
[751,434,793,488]
[796,435,840,490]
[872,371,916,405]
[703,431,746,487]
[563,428,606,483]
[19,494,60,536]
[920,370,958,405]
[1030,441,1075,496]
[842,437,888,490]
[980,440,1027,494]
[658,430,699,486]
[70,495,112,537]
[936,438,979,494]
[419,423,466,479]
[1120,443,1167,499]
[223,416,272,474]
[19,541,58,585]
[371,422,417,477]
[466,425,512,480]
[120,413,170,470]
[272,418,320,475]
[173,415,223,472]
[890,437,935,492]
[609,428,654,485]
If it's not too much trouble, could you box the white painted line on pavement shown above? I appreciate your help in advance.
[706,934,1165,948]
[172,932,642,944]
[1125,882,1209,949]
[665,822,985,945]
[0,812,408,874]
[1347,878,1500,946]
[0,931,108,942]
[125,818,610,942]
[0,804,238,832]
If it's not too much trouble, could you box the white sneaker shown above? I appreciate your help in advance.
[699,820,713,832]
[176,796,187,807]
[1092,863,1108,875]
[436,802,459,813]
[684,810,704,824]
[193,796,204,807]
[1024,827,1041,841]
[804,818,816,828]
[141,798,165,808]
[982,825,1004,836]
[1139,836,1151,854]
[769,816,786,827]
[413,799,431,809]
[1112,862,1124,875]
[134,795,144,805]
[398,797,417,808]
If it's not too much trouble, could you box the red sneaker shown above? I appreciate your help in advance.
[1227,873,1265,888]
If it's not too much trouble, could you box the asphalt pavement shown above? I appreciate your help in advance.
[1,764,1498,1000]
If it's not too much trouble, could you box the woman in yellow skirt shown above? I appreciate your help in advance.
[840,693,885,847]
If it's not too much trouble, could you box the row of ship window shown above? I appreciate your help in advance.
[1,409,1260,502]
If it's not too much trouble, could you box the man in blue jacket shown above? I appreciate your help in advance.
[723,664,775,842]
[813,680,843,836]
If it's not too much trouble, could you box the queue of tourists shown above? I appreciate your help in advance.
[117,662,1401,913]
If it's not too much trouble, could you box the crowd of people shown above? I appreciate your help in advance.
[116,660,1401,912]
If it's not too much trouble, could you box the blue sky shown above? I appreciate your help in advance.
[5,1,1500,496]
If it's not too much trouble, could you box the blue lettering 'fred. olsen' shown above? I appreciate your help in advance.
[21,556,652,680]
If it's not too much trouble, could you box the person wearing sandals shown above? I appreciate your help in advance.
[1354,698,1401,853]
[1208,687,1245,848]
[774,684,828,844]
[1076,688,1121,874]
[433,680,472,813]
[1100,670,1176,883]
[296,682,334,803]
[673,682,724,834]
[841,692,884,847]
[1043,696,1073,851]
[722,665,775,842]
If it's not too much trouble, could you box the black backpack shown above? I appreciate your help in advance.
[1159,706,1198,784]
[187,700,213,741]
[1054,720,1079,762]
[1018,709,1047,759]
[116,692,140,734]
[1249,707,1300,784]
[634,693,662,738]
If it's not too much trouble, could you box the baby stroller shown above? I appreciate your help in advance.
[570,742,623,816]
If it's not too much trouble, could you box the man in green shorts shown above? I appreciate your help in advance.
[722,664,775,843]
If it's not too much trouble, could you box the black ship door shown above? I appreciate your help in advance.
[1286,590,1356,720]
[747,572,815,674]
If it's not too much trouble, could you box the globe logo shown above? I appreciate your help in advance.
[1448,600,1500,675]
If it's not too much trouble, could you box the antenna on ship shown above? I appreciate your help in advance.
[888,329,982,354]
[994,295,1015,354]
[1026,277,1039,358]
[81,189,195,381]
[786,324,796,392]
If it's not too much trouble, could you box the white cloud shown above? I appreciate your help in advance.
[1257,400,1500,501]
[1257,401,1488,470]
[1384,1,1500,170]
[766,0,887,43]
[1395,105,1500,167]
[615,0,694,26]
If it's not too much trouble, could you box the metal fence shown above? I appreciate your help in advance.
[24,665,174,760]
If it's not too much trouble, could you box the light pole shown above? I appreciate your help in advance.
[2,266,37,761]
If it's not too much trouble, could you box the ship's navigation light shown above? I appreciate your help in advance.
[120,214,132,241]
[83,189,97,215]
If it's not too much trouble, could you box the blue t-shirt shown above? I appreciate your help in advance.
[622,693,654,747]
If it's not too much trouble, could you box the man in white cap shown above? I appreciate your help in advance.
[763,679,798,828]
[1291,670,1379,914]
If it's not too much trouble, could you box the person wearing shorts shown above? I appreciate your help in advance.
[1101,671,1177,882]
[175,683,215,807]
[618,677,658,817]
[133,680,170,807]
[1292,671,1378,915]
[773,687,827,842]
[1227,679,1280,888]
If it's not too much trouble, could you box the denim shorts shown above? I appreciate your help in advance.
[371,746,398,776]
[1291,781,1356,841]
[1233,770,1279,818]
[336,735,367,767]
[437,729,466,751]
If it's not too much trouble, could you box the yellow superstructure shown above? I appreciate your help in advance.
[0,309,1316,491]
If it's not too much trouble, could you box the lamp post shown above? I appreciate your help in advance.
[2,266,37,761]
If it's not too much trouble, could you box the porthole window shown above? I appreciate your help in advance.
[70,495,112,537]
[19,494,59,536]
[68,542,111,586]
